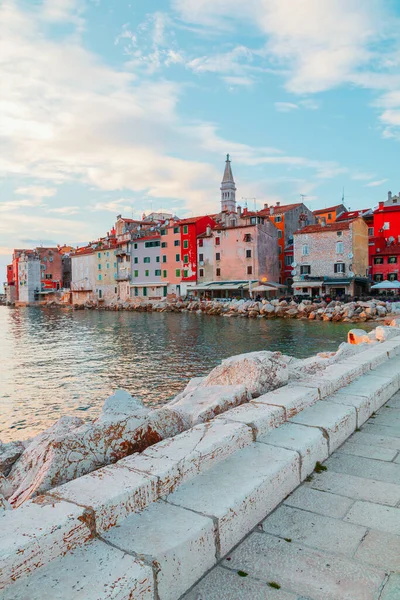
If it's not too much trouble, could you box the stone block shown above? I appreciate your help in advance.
[307,469,400,506]
[258,422,328,479]
[331,373,398,412]
[342,347,388,370]
[104,500,216,600]
[326,453,400,485]
[296,363,365,399]
[121,419,253,497]
[350,430,400,451]
[0,539,154,600]
[182,566,298,600]
[262,505,367,556]
[290,401,356,453]
[344,500,400,535]
[215,402,285,438]
[50,463,157,533]
[381,574,400,600]
[355,530,400,571]
[337,439,398,461]
[324,392,373,428]
[168,443,299,557]
[255,385,319,418]
[0,496,92,589]
[370,407,400,429]
[224,532,385,600]
[166,384,250,426]
[283,486,353,519]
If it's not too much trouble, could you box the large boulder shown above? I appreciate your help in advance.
[7,394,186,507]
[166,384,251,427]
[0,440,26,475]
[200,351,288,398]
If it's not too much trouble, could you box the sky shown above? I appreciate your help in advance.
[1,0,400,280]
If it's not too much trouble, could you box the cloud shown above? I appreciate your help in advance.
[15,186,57,198]
[274,102,299,112]
[47,206,81,215]
[365,179,388,187]
[0,198,46,211]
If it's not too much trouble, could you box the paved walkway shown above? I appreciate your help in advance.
[183,392,400,600]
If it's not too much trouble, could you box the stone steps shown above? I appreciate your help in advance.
[1,338,400,598]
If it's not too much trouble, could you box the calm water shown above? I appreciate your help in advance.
[0,306,373,442]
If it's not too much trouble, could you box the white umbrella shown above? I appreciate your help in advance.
[252,284,279,292]
[371,280,400,289]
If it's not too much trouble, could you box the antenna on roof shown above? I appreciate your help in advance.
[342,187,345,204]
[300,194,307,204]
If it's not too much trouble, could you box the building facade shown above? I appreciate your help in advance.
[70,248,96,304]
[293,218,369,298]
[95,240,118,303]
[160,219,183,297]
[313,203,347,225]
[17,251,41,303]
[129,233,165,299]
[37,247,63,293]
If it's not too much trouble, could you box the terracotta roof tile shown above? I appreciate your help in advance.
[313,204,345,215]
[294,222,351,235]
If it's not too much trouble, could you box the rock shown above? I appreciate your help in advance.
[376,305,387,316]
[101,389,148,419]
[0,440,26,475]
[347,329,370,344]
[200,351,288,398]
[375,326,400,342]
[166,385,251,427]
[286,308,298,318]
[7,406,186,507]
[308,311,316,320]
[0,494,11,511]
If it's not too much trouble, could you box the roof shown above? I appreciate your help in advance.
[221,155,235,184]
[374,204,400,213]
[373,242,400,256]
[178,216,213,226]
[134,234,161,242]
[244,203,302,218]
[294,222,351,235]
[337,209,372,221]
[313,204,345,215]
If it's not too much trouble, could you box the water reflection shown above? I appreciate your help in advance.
[0,306,373,442]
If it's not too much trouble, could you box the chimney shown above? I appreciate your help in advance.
[276,202,280,207]
[270,206,274,215]
[264,203,268,209]
[388,191,392,201]
[117,214,121,220]
[237,205,242,217]
[379,201,384,210]
[206,225,211,236]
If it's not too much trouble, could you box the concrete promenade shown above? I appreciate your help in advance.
[184,392,400,600]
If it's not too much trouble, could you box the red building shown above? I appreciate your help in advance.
[37,247,63,290]
[371,241,400,283]
[370,198,400,284]
[179,215,216,287]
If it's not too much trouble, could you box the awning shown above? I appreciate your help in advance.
[189,280,258,291]
[129,282,165,287]
[292,281,323,289]
[252,284,280,292]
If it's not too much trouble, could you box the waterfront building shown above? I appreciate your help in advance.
[17,251,41,303]
[292,217,369,297]
[313,203,347,225]
[160,218,183,298]
[179,215,217,294]
[37,247,63,297]
[70,246,96,304]
[370,191,400,284]
[95,235,118,303]
[5,264,16,304]
[129,232,165,300]
[241,202,316,285]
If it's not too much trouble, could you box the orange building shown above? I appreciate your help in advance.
[313,204,347,225]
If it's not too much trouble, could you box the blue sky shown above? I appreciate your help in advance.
[1,0,400,278]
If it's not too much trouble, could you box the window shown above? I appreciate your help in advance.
[134,287,139,296]
[368,227,374,236]
[388,256,397,264]
[49,256,53,262]
[98,289,102,299]
[161,242,167,248]
[374,273,383,282]
[388,273,398,281]
[161,229,167,236]
[199,253,204,261]
[125,255,130,262]
[162,255,167,263]
[199,269,204,277]
[144,257,150,263]
[336,241,344,254]
[278,230,282,238]
[215,237,220,245]
[279,260,282,270]
[183,270,188,278]
[302,244,309,256]
[246,249,251,258]
[45,274,53,280]
[134,243,138,249]
[244,234,252,242]
[250,217,257,225]
[334,263,345,273]
[144,241,160,248]
[275,215,282,223]
[176,254,180,262]
[183,254,189,263]
[98,264,101,270]
[383,222,390,230]
[155,269,161,276]
[114,262,117,268]
[174,240,180,247]
[183,225,188,234]
[143,287,147,297]
[145,270,149,276]
[98,274,102,281]
[279,246,282,254]
[198,239,203,247]
[374,257,384,264]
[175,269,181,277]
[216,253,220,261]
[114,287,117,293]
[328,213,332,220]
[284,255,292,266]
[156,256,160,263]
[134,257,138,264]
[173,226,179,233]
[134,270,138,277]
[163,270,167,278]
[247,266,252,275]
[183,240,189,249]
[300,265,311,275]
[106,263,109,269]
[216,268,221,276]
[337,231,342,237]
[98,252,101,258]
[114,250,117,255]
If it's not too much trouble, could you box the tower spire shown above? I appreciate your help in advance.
[220,153,236,213]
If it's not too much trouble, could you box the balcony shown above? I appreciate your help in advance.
[116,272,131,281]
[116,248,127,257]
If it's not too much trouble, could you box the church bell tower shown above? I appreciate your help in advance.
[220,154,236,213]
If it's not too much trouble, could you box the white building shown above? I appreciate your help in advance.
[70,249,96,304]
[18,252,41,303]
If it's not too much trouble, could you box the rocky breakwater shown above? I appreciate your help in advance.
[56,296,400,324]
[1,323,399,514]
